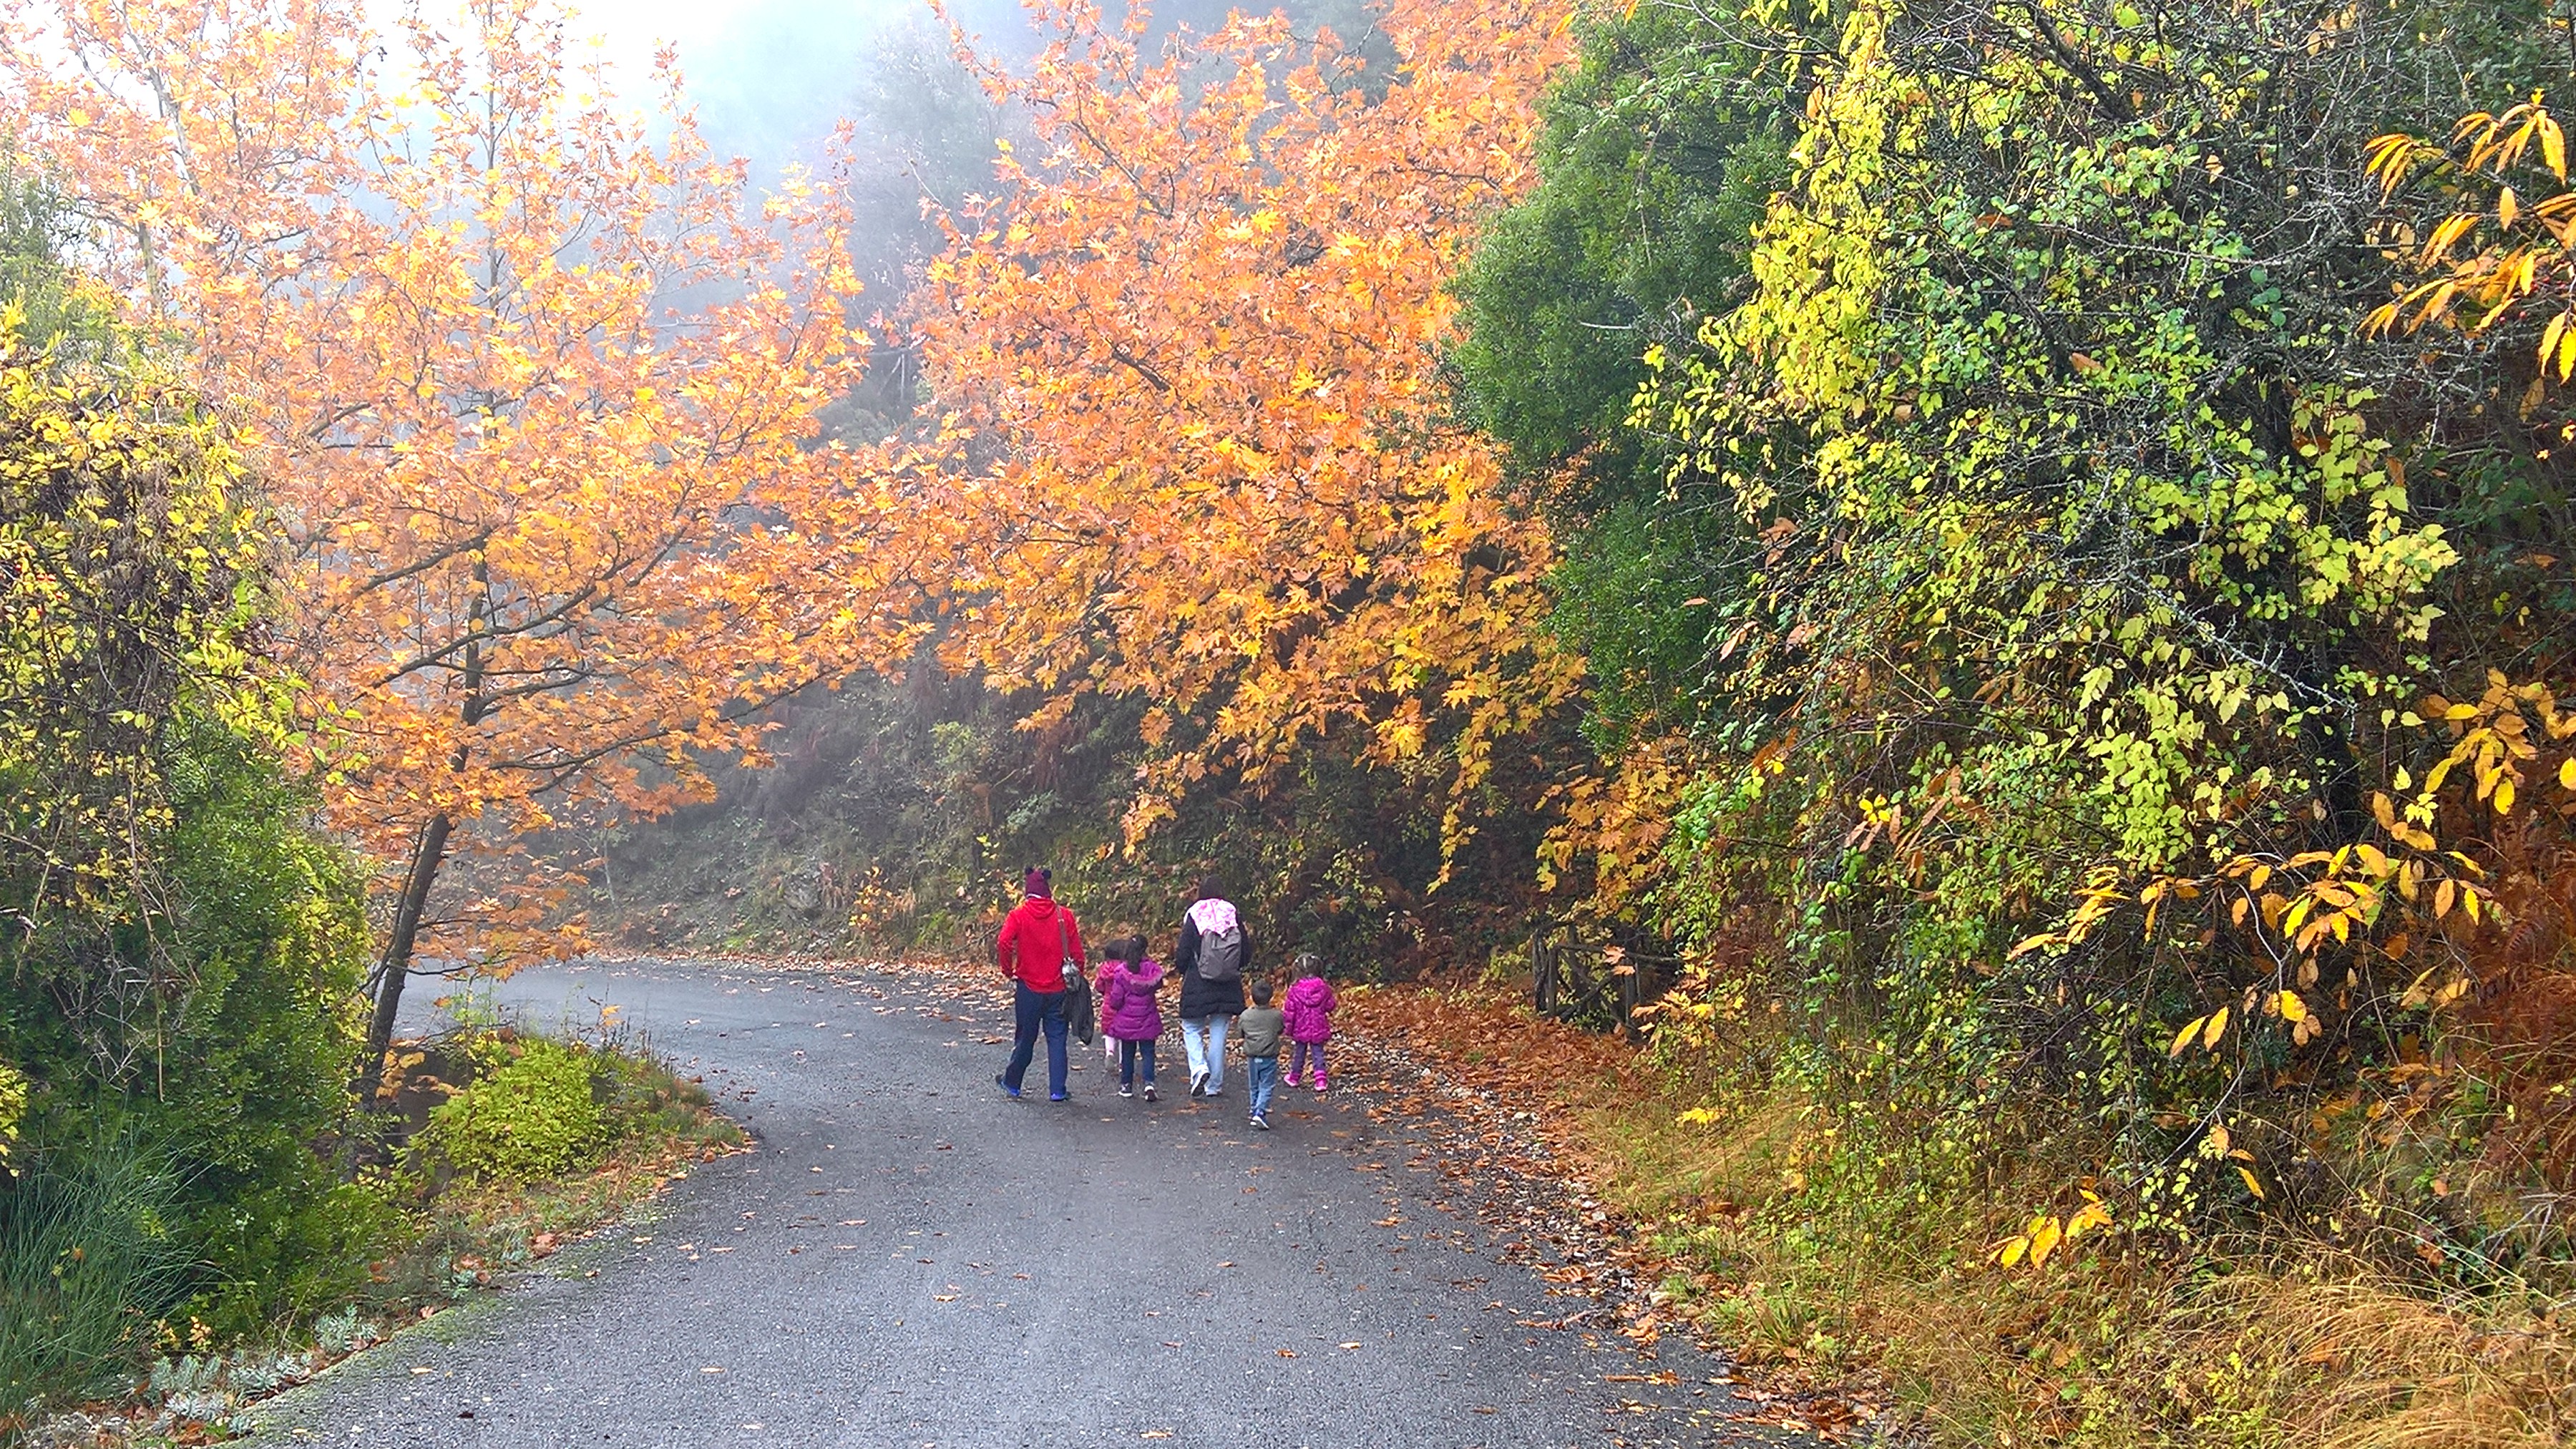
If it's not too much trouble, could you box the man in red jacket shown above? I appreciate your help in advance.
[995,867,1084,1101]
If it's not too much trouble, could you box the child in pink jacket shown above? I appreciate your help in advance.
[1281,952,1337,1093]
[1098,936,1166,1101]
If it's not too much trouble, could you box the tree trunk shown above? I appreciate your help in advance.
[364,812,455,1091]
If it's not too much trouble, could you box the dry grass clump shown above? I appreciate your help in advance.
[2243,1276,2570,1449]
[1347,982,2576,1448]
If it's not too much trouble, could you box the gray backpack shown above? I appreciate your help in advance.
[1195,909,1244,983]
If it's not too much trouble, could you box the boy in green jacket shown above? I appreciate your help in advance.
[1239,980,1286,1129]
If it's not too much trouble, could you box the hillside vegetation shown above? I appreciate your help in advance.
[621,1,2576,1441]
[2,0,2573,1440]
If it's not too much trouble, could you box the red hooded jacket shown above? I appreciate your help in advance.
[997,897,1084,992]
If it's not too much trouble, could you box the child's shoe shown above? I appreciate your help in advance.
[1189,1070,1209,1098]
[1143,1083,1158,1102]
[996,1074,1020,1100]
[1251,1113,1269,1130]
[1312,1073,1328,1093]
[1284,1072,1303,1089]
[1119,1084,1134,1098]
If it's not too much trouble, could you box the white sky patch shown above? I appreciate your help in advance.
[536,0,1034,177]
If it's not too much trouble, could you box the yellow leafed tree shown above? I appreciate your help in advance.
[0,0,917,1067]
[864,0,1581,853]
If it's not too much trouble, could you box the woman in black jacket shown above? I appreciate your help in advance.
[1172,874,1249,1098]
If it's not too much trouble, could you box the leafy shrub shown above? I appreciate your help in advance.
[180,1176,399,1337]
[422,1040,605,1183]
[5,721,385,1340]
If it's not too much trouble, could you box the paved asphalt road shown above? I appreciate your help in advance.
[245,957,1791,1449]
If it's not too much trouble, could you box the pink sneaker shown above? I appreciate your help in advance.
[1284,1073,1304,1089]
[1312,1075,1329,1093]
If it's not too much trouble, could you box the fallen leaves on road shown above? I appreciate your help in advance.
[1336,981,1880,1440]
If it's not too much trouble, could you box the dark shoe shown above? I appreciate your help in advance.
[1189,1071,1209,1098]
[1050,1093,1070,1103]
[1251,1114,1269,1130]
[1119,1084,1134,1098]
[997,1074,1020,1100]
[1143,1084,1158,1102]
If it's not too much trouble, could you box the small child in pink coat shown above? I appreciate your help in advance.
[1098,936,1166,1101]
[1281,952,1337,1093]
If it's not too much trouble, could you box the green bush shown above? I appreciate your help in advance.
[159,724,382,1335]
[424,1040,605,1183]
[179,1176,399,1337]
[4,722,385,1341]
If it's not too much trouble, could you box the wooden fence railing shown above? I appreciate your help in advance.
[1528,922,1676,1038]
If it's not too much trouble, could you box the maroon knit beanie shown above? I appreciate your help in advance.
[1023,867,1053,899]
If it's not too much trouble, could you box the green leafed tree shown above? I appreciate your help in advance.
[1451,0,1820,748]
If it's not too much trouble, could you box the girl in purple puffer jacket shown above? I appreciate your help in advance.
[1098,936,1166,1102]
[1281,953,1337,1093]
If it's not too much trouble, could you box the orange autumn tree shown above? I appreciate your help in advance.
[0,0,907,1065]
[874,0,1580,855]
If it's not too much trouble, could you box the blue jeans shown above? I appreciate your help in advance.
[1180,1014,1232,1093]
[1004,983,1069,1098]
[1119,1038,1156,1088]
[1246,1055,1278,1118]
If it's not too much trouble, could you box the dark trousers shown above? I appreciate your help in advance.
[1004,982,1069,1098]
[1290,1040,1329,1084]
[1119,1038,1156,1087]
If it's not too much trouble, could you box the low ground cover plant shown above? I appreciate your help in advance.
[419,1037,610,1185]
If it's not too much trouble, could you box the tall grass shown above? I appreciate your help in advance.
[1565,1079,2576,1449]
[0,1136,186,1433]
